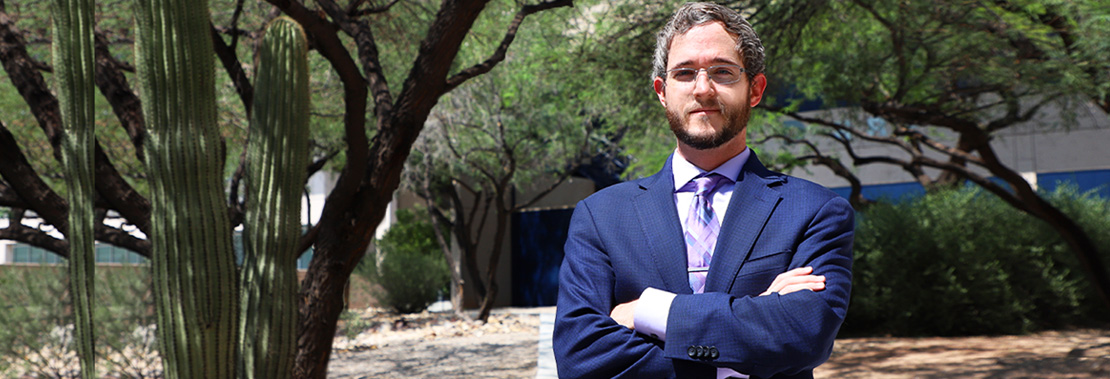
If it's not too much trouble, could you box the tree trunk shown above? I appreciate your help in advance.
[476,203,511,321]
[293,178,390,379]
[972,142,1110,312]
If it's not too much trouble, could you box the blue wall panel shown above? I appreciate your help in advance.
[512,208,574,307]
[1038,169,1110,198]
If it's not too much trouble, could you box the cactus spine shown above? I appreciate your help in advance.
[52,0,96,377]
[132,0,238,377]
[238,17,310,379]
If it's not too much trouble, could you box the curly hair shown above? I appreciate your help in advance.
[652,2,765,81]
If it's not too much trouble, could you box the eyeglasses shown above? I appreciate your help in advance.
[666,64,747,85]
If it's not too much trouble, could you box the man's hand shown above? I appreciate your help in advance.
[760,266,825,296]
[609,267,822,328]
[610,299,639,329]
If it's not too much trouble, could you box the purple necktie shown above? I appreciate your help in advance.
[681,174,729,293]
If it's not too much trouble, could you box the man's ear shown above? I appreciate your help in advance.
[653,76,667,107]
[749,73,768,107]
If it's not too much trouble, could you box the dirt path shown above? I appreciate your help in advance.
[818,329,1110,378]
[327,308,541,378]
[328,308,1110,378]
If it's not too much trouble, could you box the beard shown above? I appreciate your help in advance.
[666,99,751,150]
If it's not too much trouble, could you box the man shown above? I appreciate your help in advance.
[552,3,854,378]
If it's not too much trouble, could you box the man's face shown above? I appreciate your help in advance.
[653,22,766,151]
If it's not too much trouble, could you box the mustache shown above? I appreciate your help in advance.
[684,99,723,114]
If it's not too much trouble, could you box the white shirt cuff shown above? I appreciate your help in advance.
[633,287,675,341]
[718,368,749,378]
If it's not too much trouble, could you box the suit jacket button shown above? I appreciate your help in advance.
[696,346,706,358]
[687,346,698,358]
[709,347,719,359]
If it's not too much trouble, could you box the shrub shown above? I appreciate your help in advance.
[0,265,159,378]
[356,209,450,314]
[0,267,74,378]
[843,186,1109,336]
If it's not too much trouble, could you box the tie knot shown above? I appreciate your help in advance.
[690,174,727,196]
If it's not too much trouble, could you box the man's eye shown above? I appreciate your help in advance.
[672,69,696,80]
[713,68,737,76]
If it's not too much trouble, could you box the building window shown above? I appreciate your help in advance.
[11,245,64,264]
[95,244,147,265]
[9,243,145,265]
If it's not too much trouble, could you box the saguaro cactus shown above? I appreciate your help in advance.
[238,17,310,379]
[132,0,239,377]
[51,0,96,377]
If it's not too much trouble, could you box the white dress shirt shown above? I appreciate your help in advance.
[633,147,751,379]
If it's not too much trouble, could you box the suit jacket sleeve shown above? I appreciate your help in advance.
[665,194,855,378]
[553,200,711,379]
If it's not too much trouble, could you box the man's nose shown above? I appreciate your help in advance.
[692,71,715,97]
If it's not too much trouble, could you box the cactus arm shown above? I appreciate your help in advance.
[51,0,96,377]
[238,17,311,379]
[132,0,238,377]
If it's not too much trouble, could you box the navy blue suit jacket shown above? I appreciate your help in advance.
[553,153,854,378]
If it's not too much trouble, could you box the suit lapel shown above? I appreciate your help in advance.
[633,156,692,294]
[705,154,783,293]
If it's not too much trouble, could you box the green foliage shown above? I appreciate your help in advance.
[1039,185,1110,318]
[845,186,1110,336]
[0,267,158,378]
[0,267,74,378]
[336,310,375,340]
[94,268,160,379]
[357,209,449,314]
[757,0,1109,121]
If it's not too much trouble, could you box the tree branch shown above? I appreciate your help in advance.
[0,223,67,257]
[94,31,145,160]
[211,22,254,116]
[266,0,369,232]
[348,0,401,17]
[94,224,150,258]
[443,0,573,93]
[757,133,872,209]
[315,0,394,126]
[0,182,21,208]
[93,143,151,235]
[0,124,68,237]
[0,8,62,158]
[230,0,247,50]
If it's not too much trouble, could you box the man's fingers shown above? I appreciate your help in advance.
[777,281,826,295]
[760,267,825,296]
[610,300,637,329]
[764,266,814,294]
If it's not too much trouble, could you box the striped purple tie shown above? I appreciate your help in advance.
[681,174,728,293]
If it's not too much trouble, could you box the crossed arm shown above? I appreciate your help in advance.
[609,266,826,328]
[553,195,854,378]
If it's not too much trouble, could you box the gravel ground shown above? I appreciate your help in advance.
[328,307,1110,379]
[6,308,1104,378]
[818,329,1110,378]
[328,308,542,379]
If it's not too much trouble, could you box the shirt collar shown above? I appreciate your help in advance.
[672,147,750,192]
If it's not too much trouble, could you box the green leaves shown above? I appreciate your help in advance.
[847,187,1108,336]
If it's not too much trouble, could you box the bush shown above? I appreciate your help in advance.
[356,209,450,314]
[0,265,158,378]
[0,267,74,378]
[843,186,1110,336]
